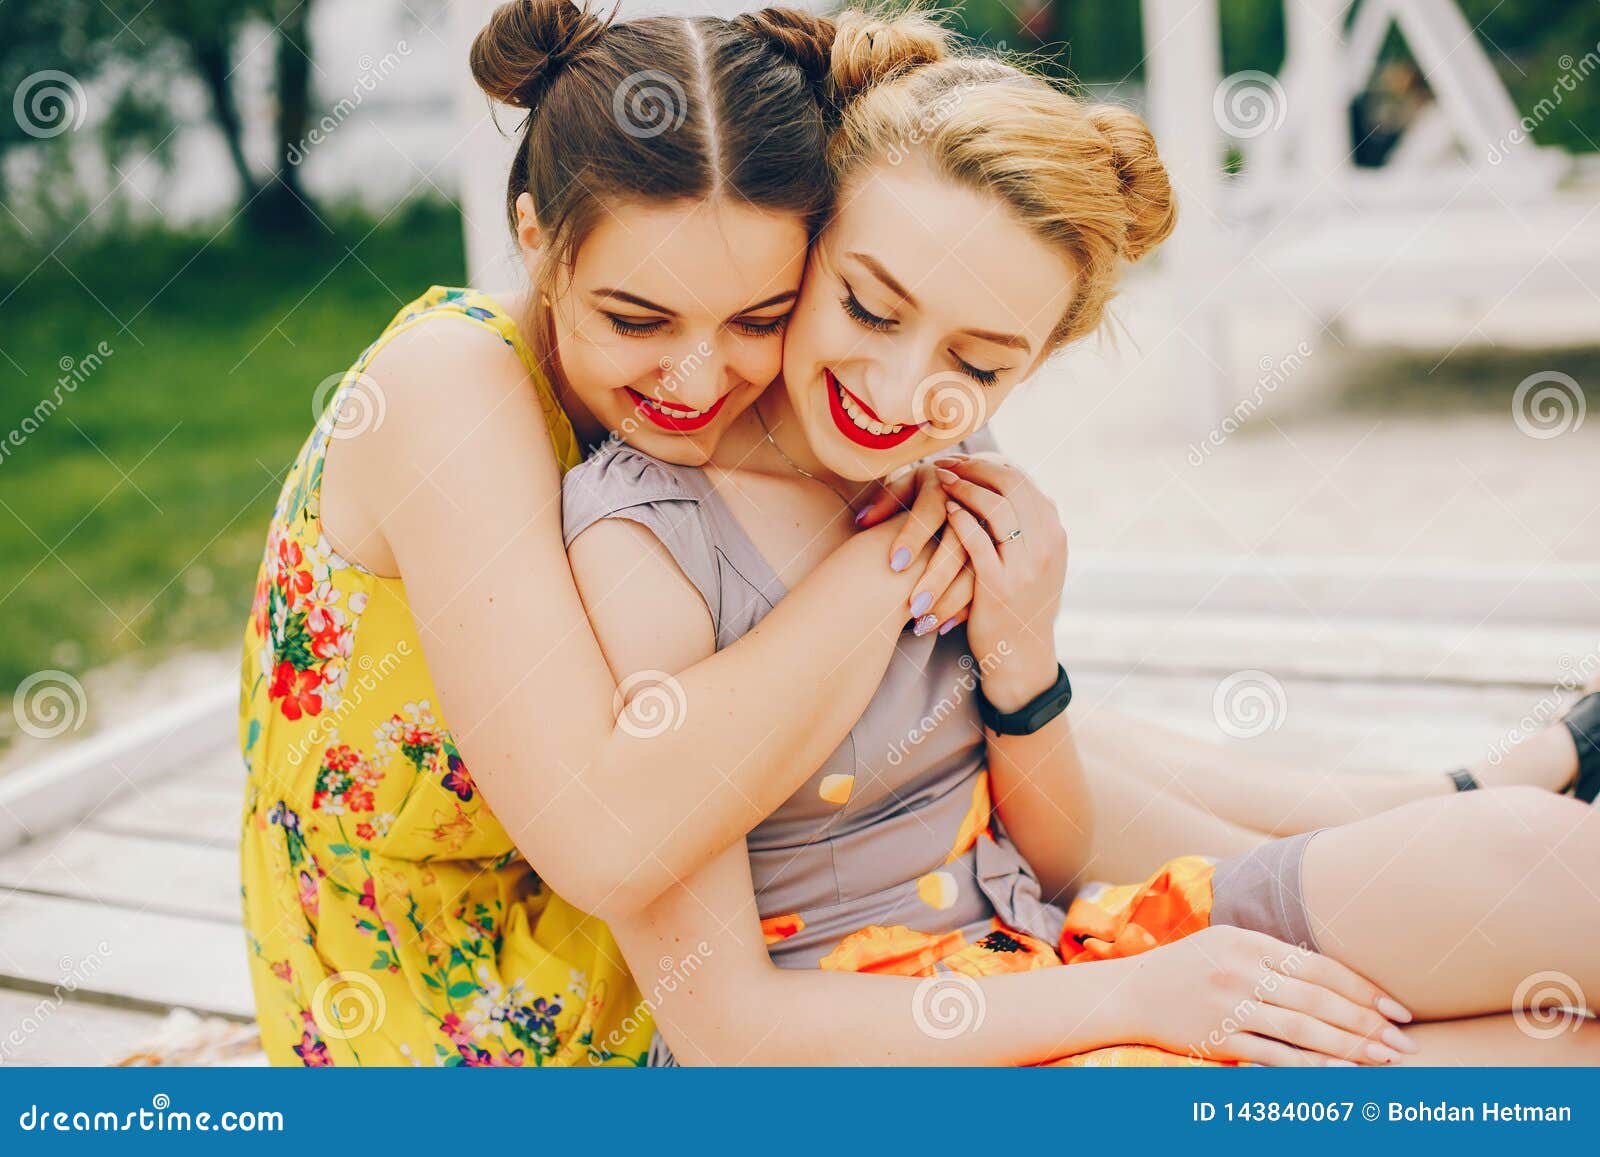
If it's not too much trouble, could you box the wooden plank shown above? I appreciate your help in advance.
[87,781,240,848]
[0,687,234,853]
[0,988,171,1066]
[1074,669,1545,776]
[1060,610,1600,688]
[0,892,253,1019]
[0,829,239,924]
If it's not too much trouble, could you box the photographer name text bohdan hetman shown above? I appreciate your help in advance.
[1389,1102,1571,1123]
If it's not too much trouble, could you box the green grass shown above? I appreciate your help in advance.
[0,201,466,740]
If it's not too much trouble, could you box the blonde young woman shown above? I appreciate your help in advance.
[561,11,1600,1067]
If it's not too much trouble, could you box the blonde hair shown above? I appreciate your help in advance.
[824,9,1177,350]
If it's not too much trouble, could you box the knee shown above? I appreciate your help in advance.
[1462,786,1590,866]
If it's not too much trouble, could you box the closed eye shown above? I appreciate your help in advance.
[840,283,895,332]
[733,314,789,338]
[606,314,668,337]
[954,356,1001,387]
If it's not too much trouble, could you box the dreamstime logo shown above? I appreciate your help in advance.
[613,670,688,739]
[1511,371,1585,439]
[1488,41,1599,165]
[911,973,985,1039]
[1213,70,1287,139]
[910,371,987,439]
[12,670,87,739]
[1512,971,1588,1039]
[1486,650,1598,766]
[0,340,113,470]
[286,42,412,165]
[310,971,387,1040]
[612,70,687,139]
[313,372,387,440]
[1211,669,1287,740]
[1187,341,1313,466]
[0,943,112,1064]
[14,70,88,139]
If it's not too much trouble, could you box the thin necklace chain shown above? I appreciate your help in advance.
[753,397,857,513]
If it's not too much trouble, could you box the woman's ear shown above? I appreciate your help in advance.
[514,192,544,258]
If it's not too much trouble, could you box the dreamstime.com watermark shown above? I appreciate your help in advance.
[1485,650,1598,766]
[1212,669,1288,740]
[1213,70,1288,139]
[1511,370,1585,439]
[16,1094,284,1134]
[10,669,88,740]
[612,669,689,740]
[612,70,687,139]
[911,972,986,1039]
[598,943,714,1055]
[583,341,715,462]
[285,42,413,165]
[0,944,111,1065]
[1511,971,1590,1040]
[283,643,412,768]
[1487,40,1600,165]
[13,70,88,139]
[0,341,114,469]
[1194,947,1311,1060]
[1188,341,1313,466]
[886,643,1013,766]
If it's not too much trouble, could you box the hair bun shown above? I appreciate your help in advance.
[1085,104,1177,262]
[829,9,949,102]
[734,7,837,97]
[470,0,608,110]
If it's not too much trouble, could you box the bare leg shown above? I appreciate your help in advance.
[1081,757,1264,882]
[1075,705,1579,840]
[1299,787,1599,1021]
[1397,1012,1599,1065]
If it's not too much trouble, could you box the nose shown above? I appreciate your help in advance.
[856,352,928,427]
[657,342,728,411]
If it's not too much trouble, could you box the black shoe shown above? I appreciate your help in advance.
[1563,691,1600,804]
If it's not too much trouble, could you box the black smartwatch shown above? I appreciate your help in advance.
[976,663,1073,736]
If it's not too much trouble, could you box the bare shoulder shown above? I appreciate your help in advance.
[321,317,562,573]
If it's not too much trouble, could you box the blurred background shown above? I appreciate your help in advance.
[0,0,1598,1064]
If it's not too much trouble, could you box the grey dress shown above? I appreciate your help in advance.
[561,435,1319,1066]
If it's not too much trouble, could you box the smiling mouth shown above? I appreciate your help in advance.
[626,387,727,432]
[824,370,921,450]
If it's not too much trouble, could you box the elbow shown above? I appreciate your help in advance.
[538,846,663,925]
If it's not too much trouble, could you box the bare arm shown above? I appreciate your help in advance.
[328,324,940,919]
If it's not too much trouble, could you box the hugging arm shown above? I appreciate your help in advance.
[332,330,952,922]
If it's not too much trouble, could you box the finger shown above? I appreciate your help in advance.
[943,501,1004,586]
[1247,1005,1397,1066]
[854,468,920,529]
[1222,1034,1337,1068]
[938,471,1022,542]
[1266,975,1408,1048]
[908,530,968,630]
[928,567,974,628]
[1259,937,1413,1025]
[887,466,946,572]
[933,454,1025,496]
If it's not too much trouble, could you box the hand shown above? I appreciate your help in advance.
[1120,926,1418,1066]
[857,463,976,636]
[934,455,1067,708]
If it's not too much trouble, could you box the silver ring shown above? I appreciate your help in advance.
[999,529,1023,543]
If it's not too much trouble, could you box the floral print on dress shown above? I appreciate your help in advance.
[239,286,650,1068]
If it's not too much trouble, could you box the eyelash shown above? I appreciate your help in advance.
[841,286,1001,387]
[605,315,788,339]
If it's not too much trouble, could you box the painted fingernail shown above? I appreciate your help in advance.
[913,614,939,637]
[910,591,933,617]
[1366,1041,1402,1064]
[1376,997,1413,1023]
[933,457,960,467]
[854,507,870,525]
[890,547,912,572]
[945,500,960,513]
[1382,1026,1418,1054]
[935,468,959,484]
[937,617,959,636]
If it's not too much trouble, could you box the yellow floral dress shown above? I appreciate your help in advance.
[239,286,652,1067]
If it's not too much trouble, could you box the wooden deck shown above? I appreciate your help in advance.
[2,586,1596,1065]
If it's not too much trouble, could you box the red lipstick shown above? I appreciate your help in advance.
[825,370,921,450]
[626,387,727,433]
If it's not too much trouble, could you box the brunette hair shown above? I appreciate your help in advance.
[471,0,838,293]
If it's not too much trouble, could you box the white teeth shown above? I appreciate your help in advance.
[835,380,903,435]
[640,395,705,418]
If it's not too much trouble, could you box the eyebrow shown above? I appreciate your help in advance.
[591,288,799,318]
[846,252,1032,354]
